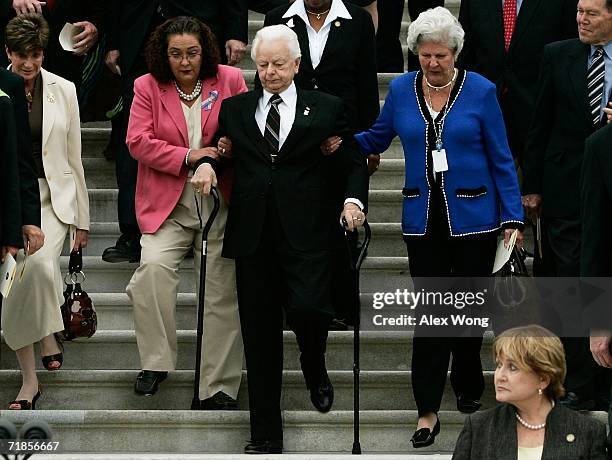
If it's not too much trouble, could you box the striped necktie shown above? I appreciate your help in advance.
[587,46,605,126]
[264,94,282,161]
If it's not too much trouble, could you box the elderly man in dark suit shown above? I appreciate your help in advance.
[262,0,379,328]
[459,0,577,166]
[101,0,248,264]
[582,124,612,458]
[522,0,612,411]
[0,69,44,256]
[192,24,368,454]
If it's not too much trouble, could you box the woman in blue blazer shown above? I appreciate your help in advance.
[355,7,524,448]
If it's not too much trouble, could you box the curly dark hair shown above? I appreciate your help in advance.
[145,16,220,83]
[5,13,49,54]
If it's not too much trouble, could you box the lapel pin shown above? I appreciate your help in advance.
[303,106,310,116]
[286,18,295,28]
[47,93,55,103]
[334,21,341,27]
[566,434,575,443]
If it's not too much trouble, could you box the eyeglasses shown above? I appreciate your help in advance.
[167,51,201,62]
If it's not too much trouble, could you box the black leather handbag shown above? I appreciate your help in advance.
[59,246,97,341]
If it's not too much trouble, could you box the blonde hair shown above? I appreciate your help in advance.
[493,325,566,400]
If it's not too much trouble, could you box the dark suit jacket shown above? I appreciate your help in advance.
[0,94,22,247]
[107,0,247,77]
[0,69,40,230]
[452,403,607,460]
[458,0,577,160]
[580,124,612,277]
[522,39,599,218]
[262,2,379,133]
[217,87,368,258]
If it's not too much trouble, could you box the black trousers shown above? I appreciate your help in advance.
[539,216,609,401]
[235,196,332,441]
[406,0,445,71]
[375,0,405,72]
[405,215,497,416]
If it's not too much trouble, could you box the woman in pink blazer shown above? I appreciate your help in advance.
[125,17,247,407]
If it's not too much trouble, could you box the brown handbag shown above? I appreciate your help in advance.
[59,246,97,341]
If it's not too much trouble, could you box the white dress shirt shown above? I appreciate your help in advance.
[255,82,297,150]
[282,0,352,69]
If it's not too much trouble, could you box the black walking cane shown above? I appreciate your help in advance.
[342,217,371,454]
[191,186,221,410]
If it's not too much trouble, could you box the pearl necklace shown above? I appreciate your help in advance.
[425,68,458,92]
[306,8,330,20]
[174,79,202,101]
[515,401,554,430]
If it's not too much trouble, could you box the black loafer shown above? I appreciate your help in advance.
[134,370,167,396]
[102,233,141,263]
[309,370,334,413]
[244,439,283,454]
[410,417,440,448]
[200,391,238,410]
[457,395,482,414]
[558,392,595,411]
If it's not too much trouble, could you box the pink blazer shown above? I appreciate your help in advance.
[126,65,247,234]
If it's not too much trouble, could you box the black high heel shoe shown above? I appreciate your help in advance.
[42,333,64,371]
[410,417,440,448]
[8,386,42,410]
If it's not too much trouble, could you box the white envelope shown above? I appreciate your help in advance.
[59,23,83,52]
[0,253,17,298]
[492,229,518,274]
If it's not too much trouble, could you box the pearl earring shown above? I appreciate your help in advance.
[538,388,543,395]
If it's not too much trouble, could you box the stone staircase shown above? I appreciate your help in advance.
[1,1,607,457]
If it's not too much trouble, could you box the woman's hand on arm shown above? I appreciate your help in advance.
[187,147,219,167]
[1,246,18,263]
[217,137,233,159]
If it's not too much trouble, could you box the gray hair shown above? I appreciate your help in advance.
[251,25,302,61]
[406,7,464,56]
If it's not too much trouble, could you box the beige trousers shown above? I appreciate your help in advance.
[127,181,243,399]
[2,179,66,350]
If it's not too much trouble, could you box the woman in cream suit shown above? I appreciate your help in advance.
[2,13,89,409]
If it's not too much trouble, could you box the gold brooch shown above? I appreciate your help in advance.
[334,21,341,27]
[47,93,56,104]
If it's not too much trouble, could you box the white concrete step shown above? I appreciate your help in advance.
[0,370,499,411]
[0,410,483,454]
[0,331,497,371]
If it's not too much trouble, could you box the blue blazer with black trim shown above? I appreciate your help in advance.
[356,71,524,237]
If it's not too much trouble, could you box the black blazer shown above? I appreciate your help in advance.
[580,124,612,277]
[522,39,599,218]
[0,94,21,247]
[0,69,40,230]
[262,2,379,133]
[458,0,577,159]
[452,403,607,460]
[106,0,247,77]
[217,88,369,258]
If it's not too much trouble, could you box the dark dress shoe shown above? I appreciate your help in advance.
[134,370,167,395]
[244,439,283,454]
[309,370,334,413]
[102,233,141,263]
[558,392,595,411]
[456,395,482,414]
[200,391,237,410]
[410,417,440,448]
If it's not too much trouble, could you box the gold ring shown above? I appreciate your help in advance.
[221,147,226,154]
